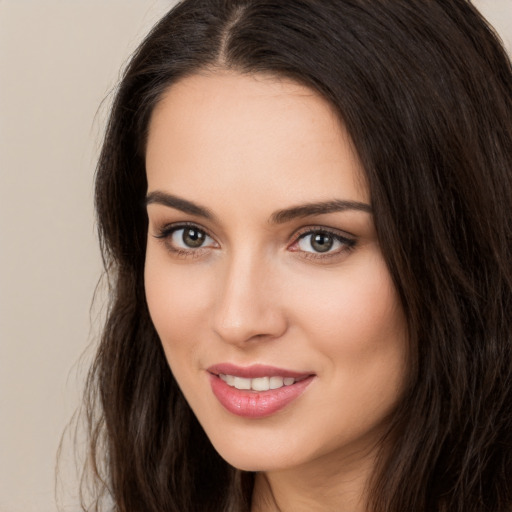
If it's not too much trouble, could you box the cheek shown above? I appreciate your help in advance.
[144,249,213,363]
[285,257,408,451]
[287,253,407,386]
[292,254,403,335]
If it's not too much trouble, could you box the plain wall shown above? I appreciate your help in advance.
[0,3,175,511]
[0,1,510,511]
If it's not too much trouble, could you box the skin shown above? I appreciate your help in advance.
[144,71,408,512]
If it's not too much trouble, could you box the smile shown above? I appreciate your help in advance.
[207,364,315,418]
[219,374,305,391]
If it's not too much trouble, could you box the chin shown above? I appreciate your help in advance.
[202,426,313,473]
[216,449,293,473]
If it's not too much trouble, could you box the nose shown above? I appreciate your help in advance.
[211,250,288,346]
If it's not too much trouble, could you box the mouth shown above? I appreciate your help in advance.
[217,374,308,391]
[207,364,315,418]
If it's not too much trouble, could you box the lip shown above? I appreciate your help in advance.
[207,364,315,418]
[207,363,312,379]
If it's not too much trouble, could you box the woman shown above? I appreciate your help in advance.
[84,0,512,511]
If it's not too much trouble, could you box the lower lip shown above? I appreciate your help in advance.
[209,374,314,418]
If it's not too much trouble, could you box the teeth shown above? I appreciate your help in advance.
[219,374,298,391]
[251,377,270,391]
[234,376,251,390]
[219,374,236,386]
[269,376,284,389]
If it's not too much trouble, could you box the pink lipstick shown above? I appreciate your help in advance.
[207,364,314,418]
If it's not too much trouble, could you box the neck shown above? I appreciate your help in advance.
[250,446,379,512]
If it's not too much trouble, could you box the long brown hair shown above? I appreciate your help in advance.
[85,1,512,511]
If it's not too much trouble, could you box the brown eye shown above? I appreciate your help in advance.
[181,227,206,248]
[164,226,216,251]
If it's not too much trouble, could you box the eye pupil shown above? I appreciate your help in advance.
[311,232,333,252]
[183,228,205,248]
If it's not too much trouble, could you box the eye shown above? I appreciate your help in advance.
[291,228,356,258]
[154,223,218,255]
[171,226,212,249]
[298,232,337,253]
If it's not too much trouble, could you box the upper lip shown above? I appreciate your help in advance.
[207,363,313,379]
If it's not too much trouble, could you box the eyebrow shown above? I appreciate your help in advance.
[146,191,215,220]
[270,199,372,224]
[145,191,372,223]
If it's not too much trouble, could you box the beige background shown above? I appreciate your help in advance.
[0,1,510,511]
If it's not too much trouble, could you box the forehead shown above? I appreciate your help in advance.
[145,71,369,207]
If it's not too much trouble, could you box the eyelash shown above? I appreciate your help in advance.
[291,226,357,260]
[153,222,356,261]
[154,222,216,259]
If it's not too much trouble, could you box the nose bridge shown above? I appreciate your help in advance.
[212,245,286,345]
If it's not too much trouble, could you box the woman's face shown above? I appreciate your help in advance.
[144,71,408,475]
